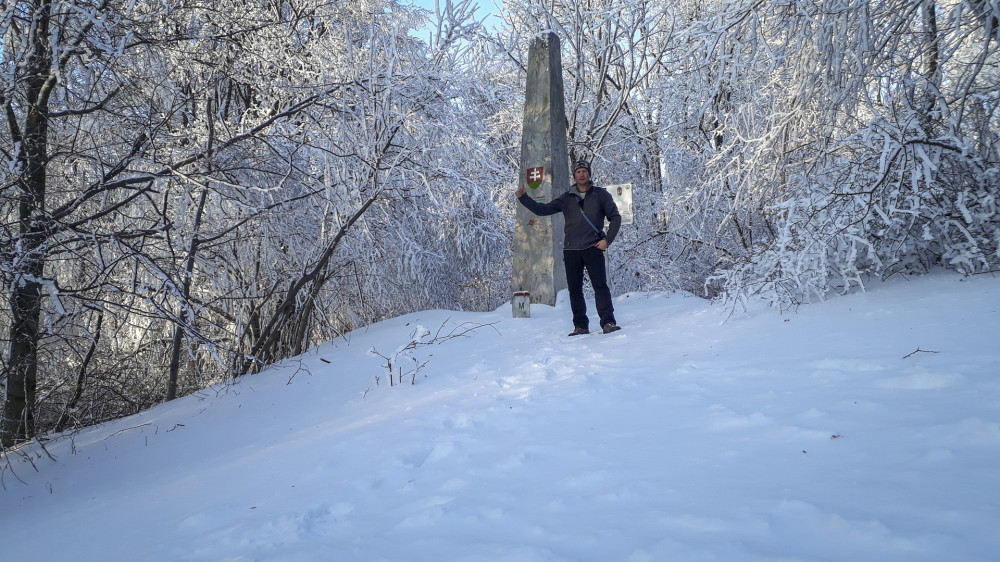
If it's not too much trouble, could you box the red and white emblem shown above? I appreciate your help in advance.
[526,166,544,189]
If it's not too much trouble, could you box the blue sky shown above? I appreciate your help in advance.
[408,0,501,31]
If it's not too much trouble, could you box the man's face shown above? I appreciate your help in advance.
[574,167,590,184]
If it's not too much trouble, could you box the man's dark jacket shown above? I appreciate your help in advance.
[518,183,622,251]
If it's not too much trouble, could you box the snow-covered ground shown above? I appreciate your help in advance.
[2,272,998,561]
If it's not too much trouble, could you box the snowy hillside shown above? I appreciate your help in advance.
[2,273,998,561]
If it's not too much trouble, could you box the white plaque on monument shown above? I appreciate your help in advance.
[606,183,633,225]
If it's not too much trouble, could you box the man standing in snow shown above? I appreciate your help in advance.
[515,159,623,335]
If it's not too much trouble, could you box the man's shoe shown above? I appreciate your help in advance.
[602,323,621,334]
[568,327,590,336]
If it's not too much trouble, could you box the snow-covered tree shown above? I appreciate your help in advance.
[1,0,514,445]
[687,0,1000,309]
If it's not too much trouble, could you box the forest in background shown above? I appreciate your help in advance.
[2,0,997,447]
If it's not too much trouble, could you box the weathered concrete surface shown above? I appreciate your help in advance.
[513,31,568,310]
[512,291,530,318]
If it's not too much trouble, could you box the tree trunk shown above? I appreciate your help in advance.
[166,187,208,400]
[238,191,381,377]
[53,311,104,433]
[2,0,55,448]
[167,97,216,401]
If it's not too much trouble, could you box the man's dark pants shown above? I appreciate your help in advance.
[564,247,616,330]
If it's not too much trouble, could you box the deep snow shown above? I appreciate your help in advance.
[2,272,998,561]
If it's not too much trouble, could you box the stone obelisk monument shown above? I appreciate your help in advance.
[512,31,568,315]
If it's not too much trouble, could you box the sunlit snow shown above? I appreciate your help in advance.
[2,273,998,561]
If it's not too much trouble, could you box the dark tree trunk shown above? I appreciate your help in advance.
[2,0,53,448]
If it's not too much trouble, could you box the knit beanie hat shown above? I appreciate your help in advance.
[573,160,591,174]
